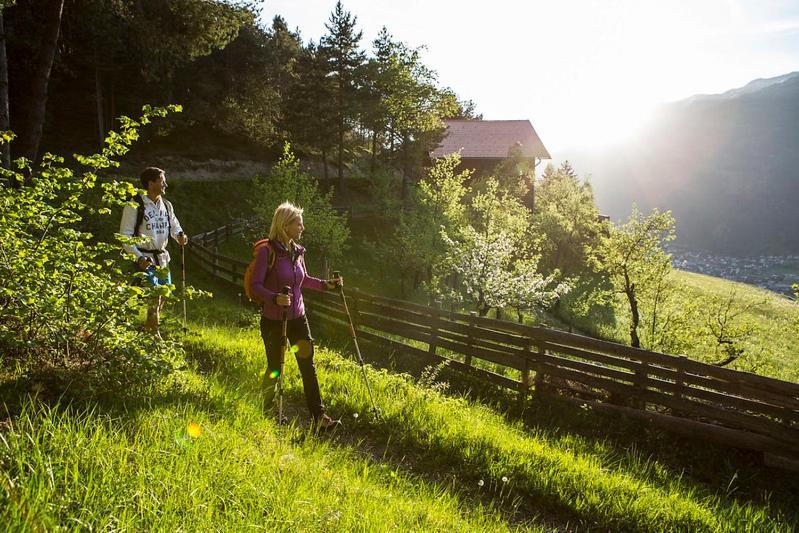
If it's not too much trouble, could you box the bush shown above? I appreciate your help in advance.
[251,143,349,272]
[0,106,186,395]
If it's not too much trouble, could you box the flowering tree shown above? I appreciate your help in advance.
[435,178,567,316]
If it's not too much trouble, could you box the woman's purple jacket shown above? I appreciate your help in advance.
[249,239,327,321]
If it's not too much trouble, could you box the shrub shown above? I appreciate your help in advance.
[0,106,186,395]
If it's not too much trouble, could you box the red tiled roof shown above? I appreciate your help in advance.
[430,119,551,160]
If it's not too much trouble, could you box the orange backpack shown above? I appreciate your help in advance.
[243,239,277,304]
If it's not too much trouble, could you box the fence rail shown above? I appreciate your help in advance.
[186,221,799,465]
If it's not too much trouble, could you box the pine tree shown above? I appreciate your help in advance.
[320,1,365,190]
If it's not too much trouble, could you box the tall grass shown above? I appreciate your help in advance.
[191,317,796,532]
[1,377,526,531]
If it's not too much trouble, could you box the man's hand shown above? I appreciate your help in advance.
[275,293,292,307]
[137,256,153,270]
[177,233,189,246]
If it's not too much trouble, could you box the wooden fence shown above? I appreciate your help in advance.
[186,221,799,467]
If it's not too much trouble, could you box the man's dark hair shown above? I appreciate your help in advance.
[140,167,165,189]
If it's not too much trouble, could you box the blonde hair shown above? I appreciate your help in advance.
[269,201,303,245]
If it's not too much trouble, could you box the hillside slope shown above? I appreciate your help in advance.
[3,287,797,531]
[572,72,799,256]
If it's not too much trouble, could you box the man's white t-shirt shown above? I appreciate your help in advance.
[119,194,184,265]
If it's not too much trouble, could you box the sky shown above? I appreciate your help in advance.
[258,0,799,156]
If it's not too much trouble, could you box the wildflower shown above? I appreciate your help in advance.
[478,479,484,487]
[353,413,359,419]
[502,476,509,483]
[187,421,203,438]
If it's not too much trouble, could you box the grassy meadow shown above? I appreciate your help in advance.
[561,270,799,383]
[3,266,799,531]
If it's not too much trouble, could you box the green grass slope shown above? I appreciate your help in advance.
[567,270,799,382]
[3,279,797,531]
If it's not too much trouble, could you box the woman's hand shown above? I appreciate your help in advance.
[275,293,292,307]
[325,276,343,290]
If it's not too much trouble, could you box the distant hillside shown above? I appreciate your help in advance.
[569,72,799,256]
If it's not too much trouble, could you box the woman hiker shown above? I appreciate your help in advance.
[249,201,341,429]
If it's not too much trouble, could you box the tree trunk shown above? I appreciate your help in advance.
[370,130,377,173]
[95,64,104,148]
[0,10,10,171]
[400,133,409,206]
[337,121,343,190]
[321,147,329,182]
[624,275,640,348]
[336,77,344,190]
[16,0,64,166]
[109,77,116,126]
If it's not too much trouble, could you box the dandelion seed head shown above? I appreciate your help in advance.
[478,479,484,487]
[353,413,359,419]
[502,476,509,483]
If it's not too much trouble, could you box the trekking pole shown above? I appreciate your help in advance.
[179,232,187,335]
[332,271,379,415]
[277,285,291,423]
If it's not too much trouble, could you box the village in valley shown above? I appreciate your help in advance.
[669,247,799,297]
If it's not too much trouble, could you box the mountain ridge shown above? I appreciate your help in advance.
[568,72,799,256]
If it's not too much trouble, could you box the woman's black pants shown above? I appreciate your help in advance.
[259,314,324,420]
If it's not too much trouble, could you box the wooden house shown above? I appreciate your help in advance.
[429,119,551,174]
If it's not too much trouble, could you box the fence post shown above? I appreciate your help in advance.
[672,356,688,416]
[519,336,535,406]
[428,300,441,357]
[633,360,649,410]
[674,357,686,401]
[465,311,477,367]
[534,341,549,396]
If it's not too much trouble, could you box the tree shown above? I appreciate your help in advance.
[6,0,64,168]
[434,178,564,316]
[320,1,365,190]
[531,161,603,276]
[483,141,536,200]
[252,143,349,272]
[284,41,337,179]
[598,207,675,348]
[179,18,283,146]
[0,1,12,169]
[378,153,469,297]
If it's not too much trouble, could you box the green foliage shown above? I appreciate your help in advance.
[252,143,350,268]
[0,106,186,393]
[532,162,604,276]
[598,206,675,347]
[377,154,469,297]
[473,142,534,199]
[361,27,458,177]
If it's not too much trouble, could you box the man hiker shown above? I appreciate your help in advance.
[119,167,188,333]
